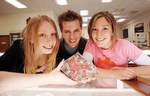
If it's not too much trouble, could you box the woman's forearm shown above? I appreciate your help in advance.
[96,68,115,79]
[0,70,76,93]
[96,67,137,80]
[130,65,150,77]
[0,71,52,93]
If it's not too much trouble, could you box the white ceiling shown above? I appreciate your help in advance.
[0,0,150,23]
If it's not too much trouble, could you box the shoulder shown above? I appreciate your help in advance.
[117,39,130,45]
[11,39,23,48]
[80,37,87,44]
[86,39,95,46]
[84,39,96,51]
[78,37,87,48]
[57,39,64,54]
[115,39,134,48]
[59,39,64,48]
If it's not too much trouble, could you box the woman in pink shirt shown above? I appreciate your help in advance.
[83,11,150,87]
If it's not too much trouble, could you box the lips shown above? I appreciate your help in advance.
[69,40,76,43]
[96,38,106,42]
[43,45,53,50]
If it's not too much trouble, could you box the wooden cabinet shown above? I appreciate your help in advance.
[10,33,21,45]
[0,35,10,52]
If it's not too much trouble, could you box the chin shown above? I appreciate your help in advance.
[69,44,77,48]
[70,45,76,48]
[95,43,102,47]
[43,52,52,55]
[43,50,52,54]
[96,42,107,48]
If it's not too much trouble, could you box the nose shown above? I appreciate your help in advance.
[69,32,75,39]
[45,35,50,41]
[45,35,53,42]
[45,37,53,47]
[96,31,102,38]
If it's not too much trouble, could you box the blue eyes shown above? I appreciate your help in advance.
[39,33,45,37]
[63,29,80,34]
[51,33,57,36]
[39,33,56,38]
[103,27,108,30]
[92,27,109,32]
[91,28,97,31]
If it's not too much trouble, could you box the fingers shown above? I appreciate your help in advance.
[55,59,64,71]
[120,68,137,80]
[35,65,47,73]
[59,71,77,86]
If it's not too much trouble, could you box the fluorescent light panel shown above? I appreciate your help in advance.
[101,0,112,3]
[117,18,126,23]
[56,0,68,5]
[114,15,121,19]
[82,23,88,27]
[80,10,88,16]
[82,16,91,22]
[5,0,27,8]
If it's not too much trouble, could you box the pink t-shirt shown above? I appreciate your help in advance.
[84,39,142,69]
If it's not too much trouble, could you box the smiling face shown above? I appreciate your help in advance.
[91,17,113,49]
[36,21,57,55]
[62,20,82,48]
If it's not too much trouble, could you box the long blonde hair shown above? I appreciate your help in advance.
[22,15,59,74]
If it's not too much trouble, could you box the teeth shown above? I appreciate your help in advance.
[43,45,53,49]
[96,38,105,41]
[70,40,76,43]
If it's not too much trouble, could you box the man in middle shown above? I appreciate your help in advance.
[56,10,87,66]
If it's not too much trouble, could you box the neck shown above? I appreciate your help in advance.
[34,54,47,66]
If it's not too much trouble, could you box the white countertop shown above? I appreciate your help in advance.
[0,80,144,96]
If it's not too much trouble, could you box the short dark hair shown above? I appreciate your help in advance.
[58,10,82,31]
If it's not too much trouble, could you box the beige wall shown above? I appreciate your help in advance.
[121,11,150,46]
[1,10,150,42]
[0,10,55,35]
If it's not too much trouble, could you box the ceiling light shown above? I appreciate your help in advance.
[5,0,27,8]
[114,15,121,19]
[56,0,68,5]
[117,18,126,23]
[101,0,112,3]
[82,16,91,22]
[82,23,88,27]
[80,10,88,16]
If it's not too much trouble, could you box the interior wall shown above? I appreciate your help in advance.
[0,10,55,35]
[121,11,150,46]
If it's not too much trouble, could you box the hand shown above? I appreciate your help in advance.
[78,76,96,84]
[110,67,137,80]
[130,66,150,77]
[49,60,77,86]
[36,65,47,73]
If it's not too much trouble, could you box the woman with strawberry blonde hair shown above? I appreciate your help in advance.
[0,15,76,93]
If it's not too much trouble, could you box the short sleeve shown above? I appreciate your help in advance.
[134,53,150,65]
[122,40,142,62]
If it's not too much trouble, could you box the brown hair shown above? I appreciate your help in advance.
[22,15,59,74]
[26,17,31,24]
[58,10,82,31]
[88,11,118,43]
